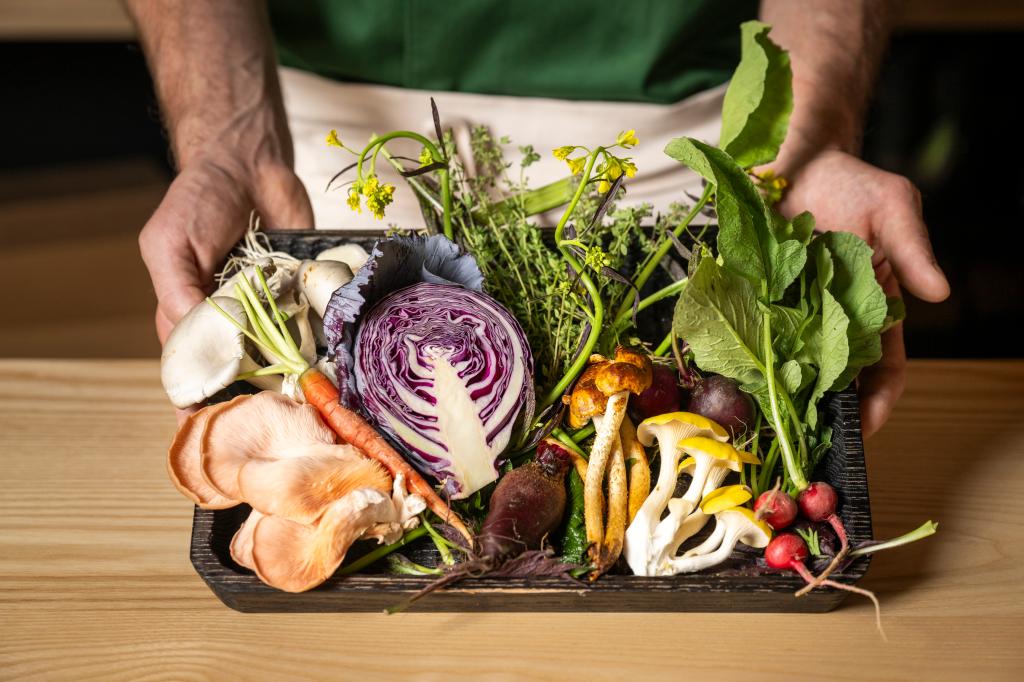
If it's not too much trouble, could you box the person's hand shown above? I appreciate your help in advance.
[139,154,313,344]
[777,149,950,438]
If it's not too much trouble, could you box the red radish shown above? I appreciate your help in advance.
[765,533,884,637]
[797,482,849,554]
[629,364,682,421]
[754,489,798,530]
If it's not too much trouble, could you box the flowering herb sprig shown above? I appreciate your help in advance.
[325,121,454,238]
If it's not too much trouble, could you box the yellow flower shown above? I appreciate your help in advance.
[604,157,623,180]
[616,129,639,148]
[566,156,586,175]
[597,179,611,193]
[367,184,396,220]
[622,158,638,178]
[361,174,380,197]
[347,187,362,213]
[552,145,575,161]
[326,129,344,148]
[418,147,434,167]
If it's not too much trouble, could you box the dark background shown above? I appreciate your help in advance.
[0,17,1020,358]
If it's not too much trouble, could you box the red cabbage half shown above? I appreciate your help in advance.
[354,282,534,499]
[324,235,484,408]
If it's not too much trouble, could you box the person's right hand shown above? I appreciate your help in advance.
[139,155,314,343]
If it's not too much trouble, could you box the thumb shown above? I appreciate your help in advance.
[877,185,950,303]
[254,165,315,230]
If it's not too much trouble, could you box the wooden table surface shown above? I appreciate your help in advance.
[1,359,1022,681]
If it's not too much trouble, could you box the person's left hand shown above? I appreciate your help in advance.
[776,149,950,438]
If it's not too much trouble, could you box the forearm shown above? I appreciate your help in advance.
[760,0,894,171]
[124,0,292,171]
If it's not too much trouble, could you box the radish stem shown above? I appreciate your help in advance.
[851,521,939,557]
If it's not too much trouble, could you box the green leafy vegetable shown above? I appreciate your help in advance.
[663,138,806,301]
[718,20,794,169]
[673,253,764,386]
[819,231,888,390]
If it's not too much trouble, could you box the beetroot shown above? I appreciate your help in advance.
[629,364,683,421]
[754,489,798,530]
[478,439,571,561]
[686,374,755,436]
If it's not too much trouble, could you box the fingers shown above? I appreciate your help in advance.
[858,321,907,439]
[876,176,950,303]
[255,165,315,230]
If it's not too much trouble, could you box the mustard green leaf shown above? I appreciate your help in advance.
[819,232,887,390]
[673,254,764,386]
[663,137,805,301]
[719,21,794,169]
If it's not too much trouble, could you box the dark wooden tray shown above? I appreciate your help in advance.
[189,230,873,612]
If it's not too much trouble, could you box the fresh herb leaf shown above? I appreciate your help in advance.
[718,20,794,169]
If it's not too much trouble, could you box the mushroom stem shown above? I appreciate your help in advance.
[665,526,741,574]
[594,433,627,577]
[682,515,725,557]
[583,391,628,554]
[620,416,649,524]
[651,466,730,565]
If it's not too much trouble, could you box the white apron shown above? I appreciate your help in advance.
[279,66,726,230]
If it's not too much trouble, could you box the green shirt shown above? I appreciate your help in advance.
[268,0,757,104]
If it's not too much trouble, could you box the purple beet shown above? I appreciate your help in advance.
[686,374,756,436]
[629,364,683,422]
[477,439,571,562]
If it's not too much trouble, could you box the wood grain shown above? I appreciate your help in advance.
[1,359,1023,681]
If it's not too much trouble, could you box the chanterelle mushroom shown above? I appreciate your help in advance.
[623,412,729,576]
[161,296,249,409]
[567,347,652,575]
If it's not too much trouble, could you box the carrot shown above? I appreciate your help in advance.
[299,368,472,543]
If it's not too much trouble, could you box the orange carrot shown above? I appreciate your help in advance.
[299,368,472,543]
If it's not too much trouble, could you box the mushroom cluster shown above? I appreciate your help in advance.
[161,240,368,410]
[169,391,423,592]
[623,412,763,576]
[566,347,652,577]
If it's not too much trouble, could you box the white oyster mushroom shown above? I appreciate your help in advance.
[296,259,353,318]
[160,296,248,409]
[316,243,369,272]
[622,412,730,576]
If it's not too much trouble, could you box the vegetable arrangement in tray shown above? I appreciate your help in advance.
[161,22,935,622]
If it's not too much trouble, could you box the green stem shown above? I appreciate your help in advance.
[538,150,605,412]
[422,517,456,565]
[335,526,430,576]
[612,183,712,324]
[762,308,807,491]
[357,130,452,240]
[552,428,588,459]
[381,149,445,214]
[850,521,939,557]
[653,331,673,357]
[611,277,688,336]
